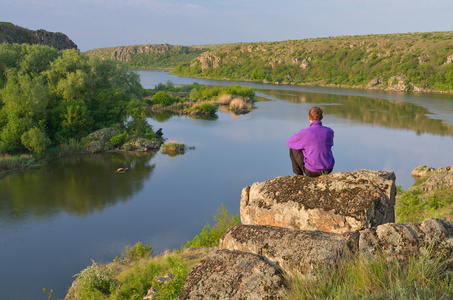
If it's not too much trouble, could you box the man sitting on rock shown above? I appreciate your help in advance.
[287,106,335,177]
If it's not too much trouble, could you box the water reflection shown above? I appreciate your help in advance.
[150,110,218,122]
[0,152,156,221]
[258,89,453,137]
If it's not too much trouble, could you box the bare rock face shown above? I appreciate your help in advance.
[31,29,78,50]
[178,249,287,300]
[219,224,359,276]
[241,170,396,233]
[360,218,453,266]
[0,22,77,50]
[367,77,382,87]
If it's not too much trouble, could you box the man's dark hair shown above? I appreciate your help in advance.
[309,106,323,121]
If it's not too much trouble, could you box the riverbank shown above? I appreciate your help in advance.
[169,71,453,95]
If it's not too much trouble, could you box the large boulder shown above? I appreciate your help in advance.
[219,224,359,276]
[241,170,396,233]
[178,249,287,300]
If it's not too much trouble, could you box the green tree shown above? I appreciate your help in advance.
[0,73,50,121]
[0,115,32,152]
[21,127,51,154]
[0,44,146,153]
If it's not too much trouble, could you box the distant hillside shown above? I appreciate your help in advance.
[0,22,77,50]
[85,44,209,69]
[172,31,453,93]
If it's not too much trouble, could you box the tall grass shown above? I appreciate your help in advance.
[285,249,453,299]
[0,154,36,171]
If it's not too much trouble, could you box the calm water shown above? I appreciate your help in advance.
[1,70,453,299]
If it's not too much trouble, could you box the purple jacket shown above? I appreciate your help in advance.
[287,120,335,172]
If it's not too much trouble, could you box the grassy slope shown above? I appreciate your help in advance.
[172,31,453,93]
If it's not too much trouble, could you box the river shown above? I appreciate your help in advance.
[1,70,453,299]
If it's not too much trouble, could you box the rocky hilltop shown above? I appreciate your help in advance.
[0,22,77,50]
[173,31,453,93]
[86,44,207,69]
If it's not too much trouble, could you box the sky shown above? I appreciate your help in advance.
[2,0,453,52]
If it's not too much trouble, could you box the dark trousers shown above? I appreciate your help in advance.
[289,148,332,177]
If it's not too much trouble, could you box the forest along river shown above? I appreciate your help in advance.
[1,69,453,299]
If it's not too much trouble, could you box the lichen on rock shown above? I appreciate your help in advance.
[241,170,396,233]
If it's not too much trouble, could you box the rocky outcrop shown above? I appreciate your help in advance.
[240,170,396,233]
[216,219,453,282]
[83,127,122,153]
[445,54,453,65]
[178,249,287,300]
[219,224,359,277]
[0,22,77,50]
[82,127,163,153]
[410,165,453,193]
[367,77,382,87]
[31,29,78,50]
[122,138,162,152]
[197,52,221,71]
[181,169,453,299]
[360,218,453,266]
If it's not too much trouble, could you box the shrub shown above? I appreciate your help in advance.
[74,260,115,299]
[114,241,152,263]
[21,127,51,154]
[186,103,218,115]
[153,256,188,299]
[185,204,240,248]
[109,132,127,148]
[152,91,175,106]
[161,141,185,152]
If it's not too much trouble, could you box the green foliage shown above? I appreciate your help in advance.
[0,43,144,154]
[125,99,156,139]
[112,263,161,300]
[172,31,453,92]
[74,260,116,299]
[286,249,453,299]
[153,256,188,299]
[109,255,188,300]
[188,83,254,102]
[185,204,240,248]
[161,142,186,152]
[0,154,36,171]
[55,99,92,141]
[114,242,152,263]
[185,102,218,115]
[152,91,175,106]
[396,187,453,222]
[86,44,207,69]
[21,127,51,154]
[109,132,128,148]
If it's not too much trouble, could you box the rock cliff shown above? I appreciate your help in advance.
[0,22,77,50]
[180,169,453,299]
[85,44,206,69]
